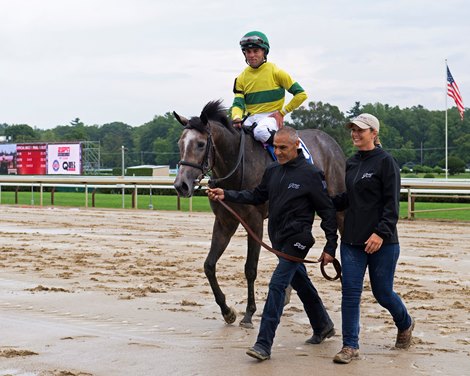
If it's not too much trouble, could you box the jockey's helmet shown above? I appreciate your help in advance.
[240,31,270,56]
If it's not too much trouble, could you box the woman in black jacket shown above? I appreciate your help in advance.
[333,114,414,364]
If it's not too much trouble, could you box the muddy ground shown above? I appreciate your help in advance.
[0,206,468,376]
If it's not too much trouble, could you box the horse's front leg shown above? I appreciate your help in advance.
[239,209,265,329]
[240,233,261,329]
[204,217,238,325]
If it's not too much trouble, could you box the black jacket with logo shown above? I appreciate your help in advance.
[335,147,400,245]
[223,154,338,257]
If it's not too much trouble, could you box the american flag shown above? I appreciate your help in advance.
[447,66,464,120]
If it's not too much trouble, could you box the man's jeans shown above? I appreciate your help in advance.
[340,242,412,349]
[255,257,332,354]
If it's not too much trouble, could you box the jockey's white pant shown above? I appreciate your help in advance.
[244,112,312,162]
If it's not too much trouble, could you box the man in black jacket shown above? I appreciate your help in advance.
[207,126,338,361]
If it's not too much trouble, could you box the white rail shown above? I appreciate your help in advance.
[0,176,469,217]
[400,178,470,219]
[0,175,198,210]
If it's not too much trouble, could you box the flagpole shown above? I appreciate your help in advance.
[445,59,448,179]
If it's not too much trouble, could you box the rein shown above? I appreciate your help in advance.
[209,129,246,188]
[216,198,342,282]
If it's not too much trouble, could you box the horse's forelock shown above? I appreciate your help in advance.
[201,100,232,131]
[184,100,234,134]
[186,116,207,133]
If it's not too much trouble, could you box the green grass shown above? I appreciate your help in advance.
[1,191,469,220]
[401,172,470,179]
[0,191,213,212]
[399,201,470,221]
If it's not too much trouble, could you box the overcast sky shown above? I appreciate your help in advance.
[1,0,469,129]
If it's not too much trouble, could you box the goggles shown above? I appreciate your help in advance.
[240,36,266,47]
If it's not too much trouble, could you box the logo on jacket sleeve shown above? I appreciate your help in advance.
[288,183,300,189]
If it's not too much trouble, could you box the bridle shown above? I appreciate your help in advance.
[178,123,246,189]
[178,127,214,178]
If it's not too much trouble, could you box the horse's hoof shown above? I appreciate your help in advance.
[223,307,237,324]
[239,321,254,329]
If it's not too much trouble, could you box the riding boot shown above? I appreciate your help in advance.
[265,131,275,146]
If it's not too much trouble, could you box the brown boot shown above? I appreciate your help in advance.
[333,347,359,364]
[395,317,415,349]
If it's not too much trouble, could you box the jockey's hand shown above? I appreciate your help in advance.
[318,251,334,266]
[231,118,243,128]
[269,111,284,128]
[207,188,225,201]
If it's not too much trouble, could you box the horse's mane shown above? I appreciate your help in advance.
[187,100,236,134]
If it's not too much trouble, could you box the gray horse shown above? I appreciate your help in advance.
[174,100,345,328]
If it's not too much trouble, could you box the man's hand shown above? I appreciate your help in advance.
[318,251,335,265]
[269,111,284,128]
[207,188,225,201]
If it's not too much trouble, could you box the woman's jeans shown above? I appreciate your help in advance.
[340,242,412,349]
[255,257,333,354]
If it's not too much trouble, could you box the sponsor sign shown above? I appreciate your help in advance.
[47,143,82,175]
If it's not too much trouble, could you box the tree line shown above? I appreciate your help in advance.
[288,101,469,174]
[1,102,468,173]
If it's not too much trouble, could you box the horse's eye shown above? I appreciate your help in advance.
[197,141,205,149]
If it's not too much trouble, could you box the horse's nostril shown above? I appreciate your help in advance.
[174,181,190,197]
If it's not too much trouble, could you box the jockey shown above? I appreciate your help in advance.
[231,30,312,162]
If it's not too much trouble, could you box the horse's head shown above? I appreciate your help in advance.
[173,109,212,197]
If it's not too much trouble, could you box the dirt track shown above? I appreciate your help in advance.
[0,206,469,376]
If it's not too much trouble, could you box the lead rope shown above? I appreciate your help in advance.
[215,198,342,282]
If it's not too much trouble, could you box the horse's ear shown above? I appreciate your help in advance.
[200,111,208,126]
[173,111,189,126]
